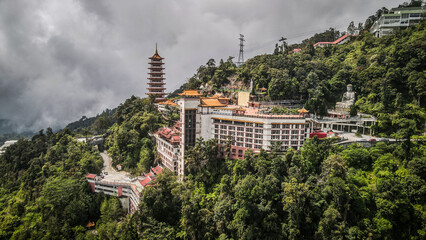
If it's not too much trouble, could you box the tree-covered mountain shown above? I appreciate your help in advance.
[178,21,426,139]
[0,3,425,239]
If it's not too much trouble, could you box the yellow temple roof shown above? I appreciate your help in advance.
[199,98,227,107]
[178,90,202,97]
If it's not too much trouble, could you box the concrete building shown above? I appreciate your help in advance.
[370,6,425,37]
[154,90,309,176]
[0,140,18,155]
[153,123,181,174]
[85,165,163,214]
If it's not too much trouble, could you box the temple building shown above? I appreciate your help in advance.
[146,45,166,102]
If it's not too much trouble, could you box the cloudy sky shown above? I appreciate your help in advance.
[0,0,403,132]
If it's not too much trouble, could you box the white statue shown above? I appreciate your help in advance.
[335,84,355,112]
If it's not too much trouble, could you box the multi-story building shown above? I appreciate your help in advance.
[153,123,181,174]
[85,165,163,214]
[370,6,425,37]
[154,90,310,176]
[146,46,167,102]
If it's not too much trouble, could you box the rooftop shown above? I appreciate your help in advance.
[199,98,227,107]
[158,99,178,106]
[178,90,202,97]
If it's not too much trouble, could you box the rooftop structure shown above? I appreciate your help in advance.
[146,45,166,103]
[289,48,302,54]
[370,6,425,37]
[313,34,356,48]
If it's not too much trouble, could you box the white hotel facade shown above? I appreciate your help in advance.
[154,90,310,176]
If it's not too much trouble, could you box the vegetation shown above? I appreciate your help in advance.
[0,129,106,239]
[106,95,164,174]
[181,21,426,137]
[0,2,424,239]
[66,109,115,136]
[98,137,426,239]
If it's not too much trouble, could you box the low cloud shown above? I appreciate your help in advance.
[0,0,402,131]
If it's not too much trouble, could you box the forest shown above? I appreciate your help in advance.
[0,4,425,239]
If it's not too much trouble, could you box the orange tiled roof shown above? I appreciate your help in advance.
[199,98,227,107]
[178,90,202,97]
[150,45,164,60]
[158,99,177,106]
[298,107,309,113]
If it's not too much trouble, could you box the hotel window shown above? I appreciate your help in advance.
[282,135,289,139]
[255,129,263,133]
[246,133,253,138]
[283,124,289,129]
[246,138,252,143]
[237,132,244,136]
[229,126,235,130]
[272,135,280,140]
[220,130,227,134]
[291,135,298,139]
[221,125,227,129]
[229,131,235,136]
[238,149,243,157]
[291,141,298,145]
[214,134,218,139]
[292,130,299,134]
[283,130,289,134]
[220,135,226,139]
[272,124,280,128]
[232,149,236,154]
[237,137,244,142]
[237,142,243,147]
[271,130,280,134]
[255,123,263,128]
[245,143,252,148]
[215,124,219,128]
[237,127,244,131]
[245,122,253,127]
[255,134,262,139]
[254,140,263,144]
[300,130,305,134]
[246,128,253,132]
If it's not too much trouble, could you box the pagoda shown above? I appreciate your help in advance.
[147,45,166,102]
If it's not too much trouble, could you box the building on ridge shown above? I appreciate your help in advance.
[147,45,167,103]
[154,90,310,177]
[370,6,425,38]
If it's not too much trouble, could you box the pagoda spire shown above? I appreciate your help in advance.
[146,45,166,102]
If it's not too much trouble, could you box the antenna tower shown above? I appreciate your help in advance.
[237,34,245,67]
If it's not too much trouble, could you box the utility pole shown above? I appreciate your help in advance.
[237,34,245,67]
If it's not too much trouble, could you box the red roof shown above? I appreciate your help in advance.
[86,174,97,179]
[145,172,154,177]
[152,165,163,175]
[313,34,352,47]
[139,177,152,187]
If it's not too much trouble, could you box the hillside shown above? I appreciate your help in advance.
[0,7,425,240]
[179,21,426,138]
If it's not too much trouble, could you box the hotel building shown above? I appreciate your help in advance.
[154,90,310,176]
[370,6,425,37]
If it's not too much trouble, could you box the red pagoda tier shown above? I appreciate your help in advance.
[146,45,166,103]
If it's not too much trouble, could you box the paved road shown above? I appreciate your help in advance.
[99,151,132,183]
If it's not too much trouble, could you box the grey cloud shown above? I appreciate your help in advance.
[0,0,402,132]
